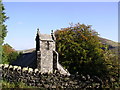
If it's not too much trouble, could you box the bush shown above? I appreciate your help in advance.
[2,43,21,64]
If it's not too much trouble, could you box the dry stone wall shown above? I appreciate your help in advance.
[1,64,103,88]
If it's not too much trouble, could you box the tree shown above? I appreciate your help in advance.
[2,43,20,64]
[55,23,111,78]
[0,1,9,64]
[2,43,14,64]
[0,1,8,44]
[103,47,119,88]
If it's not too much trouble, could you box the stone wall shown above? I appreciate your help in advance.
[1,64,103,88]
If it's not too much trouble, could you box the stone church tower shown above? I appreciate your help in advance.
[35,28,58,73]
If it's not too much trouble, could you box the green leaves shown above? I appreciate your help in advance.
[55,23,109,77]
[0,1,9,64]
[2,43,21,64]
[55,23,119,87]
[0,1,8,44]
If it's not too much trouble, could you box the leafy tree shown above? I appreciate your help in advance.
[8,51,20,63]
[0,1,9,64]
[2,43,20,64]
[55,23,119,87]
[55,23,111,78]
[0,1,8,44]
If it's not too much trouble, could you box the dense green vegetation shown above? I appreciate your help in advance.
[55,23,119,88]
[1,80,36,88]
[0,0,9,64]
[0,0,8,45]
[2,43,21,64]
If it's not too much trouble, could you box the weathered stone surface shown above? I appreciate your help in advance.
[1,64,103,88]
[35,29,70,75]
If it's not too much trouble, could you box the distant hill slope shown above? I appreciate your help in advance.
[99,37,119,48]
[17,48,35,53]
[99,37,119,57]
[99,37,119,47]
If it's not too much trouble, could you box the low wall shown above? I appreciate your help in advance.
[1,64,103,88]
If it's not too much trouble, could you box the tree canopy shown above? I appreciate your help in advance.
[55,23,116,79]
[2,43,21,64]
[0,1,8,44]
[0,1,8,64]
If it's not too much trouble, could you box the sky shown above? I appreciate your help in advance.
[3,2,118,50]
[2,0,119,2]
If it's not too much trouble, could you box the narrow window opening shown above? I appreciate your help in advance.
[47,41,50,50]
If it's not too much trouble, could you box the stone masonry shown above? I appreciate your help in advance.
[35,29,69,75]
[1,64,103,88]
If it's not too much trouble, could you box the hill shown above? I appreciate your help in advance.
[99,37,119,47]
[99,37,119,56]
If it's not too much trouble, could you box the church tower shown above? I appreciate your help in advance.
[35,28,56,73]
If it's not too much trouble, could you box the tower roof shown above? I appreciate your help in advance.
[40,34,53,41]
[36,28,54,41]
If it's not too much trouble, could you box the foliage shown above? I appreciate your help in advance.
[0,1,9,45]
[2,43,21,64]
[55,23,107,77]
[1,80,35,88]
[0,1,9,64]
[55,23,118,83]
[103,49,119,88]
[99,38,119,88]
[2,43,14,55]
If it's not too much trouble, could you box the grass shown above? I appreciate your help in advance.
[0,80,36,88]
